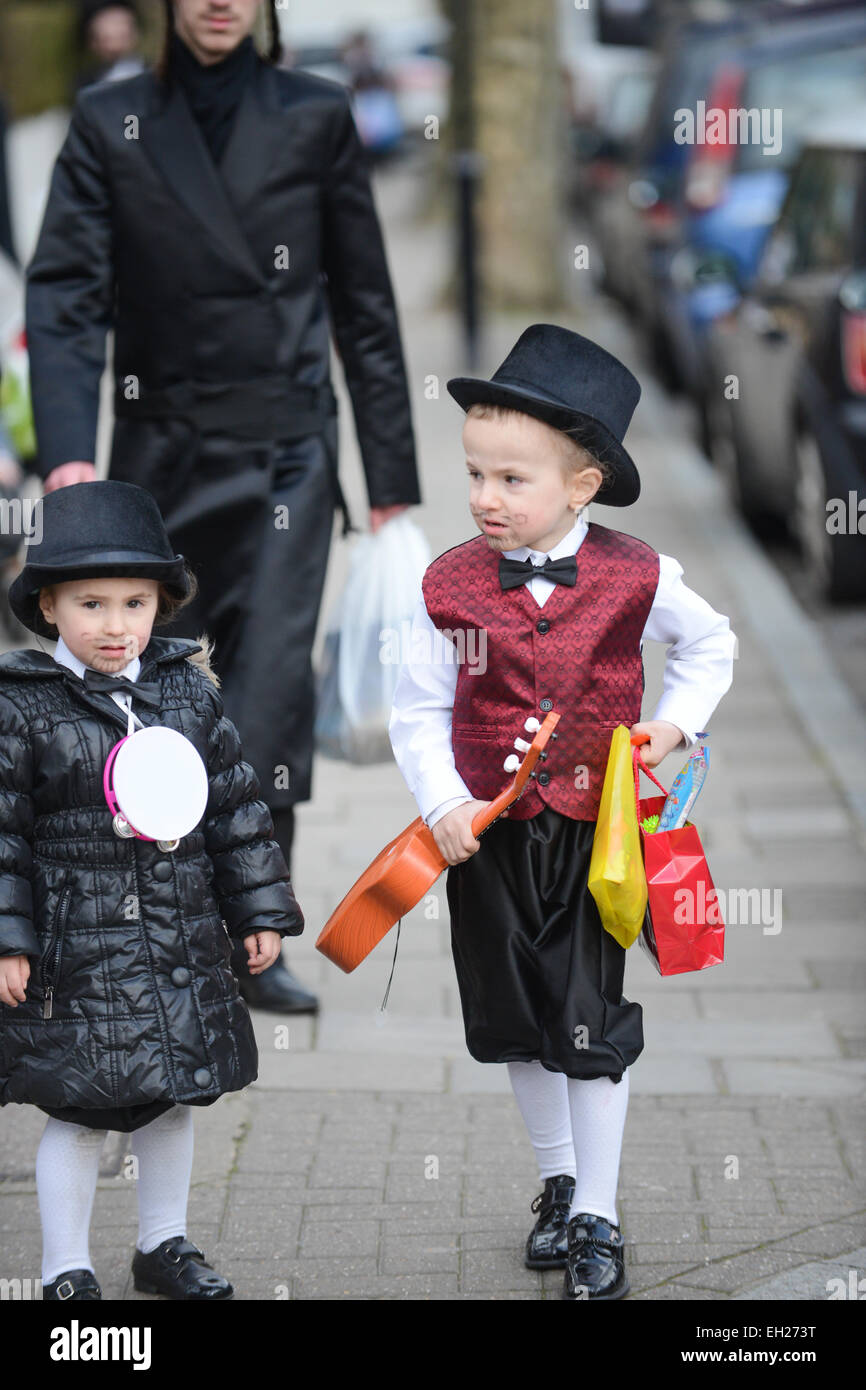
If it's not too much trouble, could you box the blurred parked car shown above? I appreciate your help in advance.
[704,115,866,603]
[592,1,750,349]
[595,0,866,405]
[567,43,660,212]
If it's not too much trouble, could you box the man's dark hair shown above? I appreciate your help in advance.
[157,0,282,78]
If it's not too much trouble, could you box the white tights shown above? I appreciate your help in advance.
[507,1061,630,1227]
[36,1105,195,1283]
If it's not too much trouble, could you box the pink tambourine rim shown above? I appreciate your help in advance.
[103,734,153,841]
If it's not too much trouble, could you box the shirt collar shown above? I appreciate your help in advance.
[53,634,141,684]
[504,511,589,565]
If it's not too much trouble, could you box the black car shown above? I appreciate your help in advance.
[704,118,866,602]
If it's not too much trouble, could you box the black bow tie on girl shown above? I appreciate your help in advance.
[83,670,163,709]
[498,555,578,590]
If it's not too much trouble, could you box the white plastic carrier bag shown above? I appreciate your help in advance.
[315,514,431,764]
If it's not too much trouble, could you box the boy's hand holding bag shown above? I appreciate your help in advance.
[588,725,725,974]
[587,724,647,949]
[632,734,725,976]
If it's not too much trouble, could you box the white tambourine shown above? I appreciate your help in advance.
[103,726,209,852]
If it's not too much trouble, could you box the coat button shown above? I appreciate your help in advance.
[171,967,191,988]
[537,771,551,786]
[536,619,550,634]
[539,698,553,712]
[193,1068,212,1089]
[152,861,172,882]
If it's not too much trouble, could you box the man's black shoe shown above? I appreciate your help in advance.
[524,1173,576,1269]
[132,1236,233,1300]
[234,948,319,1015]
[43,1268,102,1300]
[562,1211,629,1300]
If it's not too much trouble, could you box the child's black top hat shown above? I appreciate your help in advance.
[8,480,191,638]
[447,323,642,506]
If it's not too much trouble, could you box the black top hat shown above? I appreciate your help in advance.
[8,481,191,639]
[446,324,642,506]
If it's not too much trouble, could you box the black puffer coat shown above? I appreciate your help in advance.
[0,634,303,1112]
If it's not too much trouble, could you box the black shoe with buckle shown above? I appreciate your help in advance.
[43,1269,102,1301]
[132,1236,233,1300]
[524,1174,576,1269]
[562,1211,629,1300]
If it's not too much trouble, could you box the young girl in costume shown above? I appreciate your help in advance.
[389,325,735,1300]
[0,480,304,1300]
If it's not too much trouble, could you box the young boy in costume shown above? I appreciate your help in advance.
[389,324,735,1299]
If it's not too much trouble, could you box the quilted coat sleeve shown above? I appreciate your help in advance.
[202,687,304,941]
[320,90,420,511]
[0,692,36,959]
[25,88,114,476]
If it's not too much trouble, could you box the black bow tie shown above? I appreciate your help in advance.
[83,670,163,710]
[499,555,578,591]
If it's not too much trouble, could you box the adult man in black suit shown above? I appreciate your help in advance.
[26,0,420,1011]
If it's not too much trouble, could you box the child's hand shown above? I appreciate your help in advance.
[630,720,687,769]
[431,800,492,865]
[243,930,283,975]
[0,954,30,1008]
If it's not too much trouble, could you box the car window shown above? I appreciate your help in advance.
[736,46,866,174]
[758,149,863,280]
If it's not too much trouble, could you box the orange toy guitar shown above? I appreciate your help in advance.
[316,711,560,972]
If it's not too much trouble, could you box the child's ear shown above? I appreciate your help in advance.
[570,467,603,510]
[38,587,54,622]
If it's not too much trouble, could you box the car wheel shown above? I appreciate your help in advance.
[706,389,784,537]
[695,391,714,462]
[650,320,681,394]
[793,430,866,602]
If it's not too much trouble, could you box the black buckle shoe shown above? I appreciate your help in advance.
[562,1212,629,1300]
[233,949,320,1015]
[132,1236,233,1300]
[43,1269,102,1300]
[524,1174,576,1269]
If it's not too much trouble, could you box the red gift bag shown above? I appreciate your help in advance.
[632,744,725,976]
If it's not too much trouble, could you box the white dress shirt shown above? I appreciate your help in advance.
[53,634,146,733]
[388,514,736,829]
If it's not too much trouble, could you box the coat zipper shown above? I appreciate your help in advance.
[42,888,72,1020]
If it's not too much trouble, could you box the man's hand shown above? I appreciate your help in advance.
[0,454,22,488]
[370,503,410,534]
[242,929,283,975]
[0,954,30,1008]
[43,462,97,493]
[629,720,687,769]
[431,799,492,866]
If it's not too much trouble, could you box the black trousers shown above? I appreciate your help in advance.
[446,808,644,1081]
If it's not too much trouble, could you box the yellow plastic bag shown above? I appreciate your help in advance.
[587,724,647,949]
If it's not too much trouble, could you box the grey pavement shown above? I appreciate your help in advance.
[1,151,864,1301]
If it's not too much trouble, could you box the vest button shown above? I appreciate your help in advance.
[171,967,191,988]
[152,861,172,882]
[539,698,553,712]
[193,1068,212,1089]
[537,771,551,786]
[536,619,550,634]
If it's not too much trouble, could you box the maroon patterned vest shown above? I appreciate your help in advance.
[422,523,660,822]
